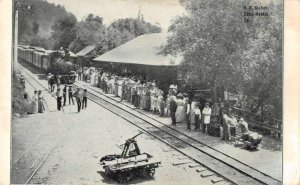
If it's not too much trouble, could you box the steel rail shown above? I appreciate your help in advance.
[76,81,281,183]
[73,83,280,185]
[17,64,65,184]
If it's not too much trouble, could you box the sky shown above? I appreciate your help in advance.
[46,0,186,32]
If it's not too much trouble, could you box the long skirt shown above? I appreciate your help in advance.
[175,105,185,123]
[145,98,151,110]
[134,95,140,108]
[118,85,122,97]
[152,98,158,111]
[114,84,118,96]
[190,110,195,124]
[28,100,38,114]
[127,89,131,101]
[140,95,145,109]
[38,99,45,113]
[131,94,135,105]
[150,96,154,110]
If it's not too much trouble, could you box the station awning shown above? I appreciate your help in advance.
[93,33,182,66]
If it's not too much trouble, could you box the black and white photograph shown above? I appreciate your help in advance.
[8,0,286,184]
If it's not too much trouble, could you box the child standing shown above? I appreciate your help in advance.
[194,104,201,131]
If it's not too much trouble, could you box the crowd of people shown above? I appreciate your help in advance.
[22,89,46,114]
[75,68,248,141]
[18,67,253,143]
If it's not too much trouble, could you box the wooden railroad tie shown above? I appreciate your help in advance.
[211,177,224,183]
[172,160,192,166]
[195,166,207,173]
[188,163,200,168]
[200,171,215,178]
[163,149,175,152]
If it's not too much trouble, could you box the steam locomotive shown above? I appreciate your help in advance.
[17,45,77,84]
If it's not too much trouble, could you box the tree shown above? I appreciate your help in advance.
[70,16,162,55]
[161,0,283,119]
[110,18,161,38]
[16,0,71,45]
[51,13,77,49]
[241,2,283,119]
[69,14,106,53]
[161,0,251,98]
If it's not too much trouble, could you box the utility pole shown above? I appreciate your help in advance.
[13,9,18,75]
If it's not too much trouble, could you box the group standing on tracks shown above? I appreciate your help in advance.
[47,72,89,113]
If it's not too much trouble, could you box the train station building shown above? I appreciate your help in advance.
[93,33,182,89]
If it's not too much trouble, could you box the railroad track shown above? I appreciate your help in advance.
[15,64,66,185]
[74,82,281,185]
[19,63,281,185]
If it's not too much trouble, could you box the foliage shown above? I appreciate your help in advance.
[110,18,161,38]
[70,15,162,55]
[29,36,53,50]
[16,0,70,46]
[51,13,77,50]
[160,0,283,119]
[69,14,106,53]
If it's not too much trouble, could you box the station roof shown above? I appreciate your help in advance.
[93,33,182,66]
[76,45,95,56]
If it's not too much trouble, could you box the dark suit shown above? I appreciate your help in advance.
[170,100,177,125]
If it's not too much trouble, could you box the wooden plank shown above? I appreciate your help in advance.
[200,171,215,178]
[172,160,192,166]
[196,166,207,172]
[163,149,174,152]
[178,157,190,160]
[188,164,200,168]
[211,177,224,183]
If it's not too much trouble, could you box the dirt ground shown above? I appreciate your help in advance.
[12,92,228,185]
[11,62,282,184]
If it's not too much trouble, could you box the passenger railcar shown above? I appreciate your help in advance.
[17,45,77,84]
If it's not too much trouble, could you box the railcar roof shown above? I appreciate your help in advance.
[93,33,182,66]
[76,45,95,56]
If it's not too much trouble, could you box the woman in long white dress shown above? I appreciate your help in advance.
[190,100,197,126]
[38,90,45,113]
[118,79,123,97]
[30,90,38,114]
[175,96,186,123]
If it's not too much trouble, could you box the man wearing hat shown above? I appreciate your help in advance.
[56,88,63,111]
[169,96,177,126]
[185,97,191,130]
[68,86,74,105]
[73,88,82,112]
[194,103,201,131]
[56,75,61,89]
[201,102,212,133]
[63,85,67,106]
[82,89,88,109]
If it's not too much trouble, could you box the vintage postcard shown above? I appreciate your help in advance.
[0,0,300,184]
